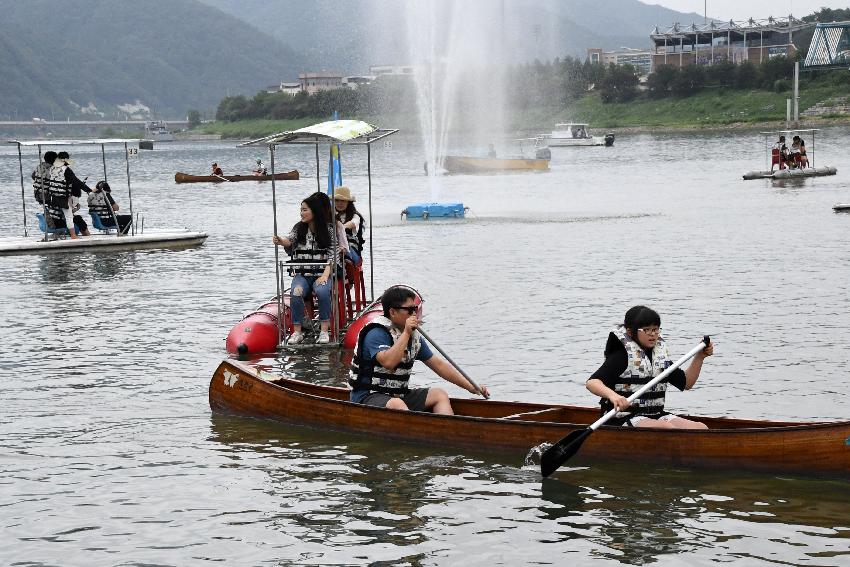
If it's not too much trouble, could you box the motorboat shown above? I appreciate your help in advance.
[742,129,837,180]
[144,120,174,142]
[1,138,207,256]
[543,123,614,147]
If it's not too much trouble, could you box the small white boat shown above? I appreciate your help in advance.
[2,138,207,257]
[833,203,850,212]
[144,121,174,142]
[543,123,614,147]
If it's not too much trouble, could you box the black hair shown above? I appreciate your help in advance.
[624,305,661,337]
[381,286,416,317]
[337,200,358,223]
[43,151,57,164]
[294,192,331,248]
[56,151,70,160]
[96,180,111,192]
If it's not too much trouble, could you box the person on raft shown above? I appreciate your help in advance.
[253,158,266,176]
[211,162,223,176]
[348,285,490,414]
[332,186,365,266]
[272,192,345,345]
[585,305,714,429]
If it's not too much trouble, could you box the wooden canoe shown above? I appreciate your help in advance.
[442,155,549,174]
[210,359,850,478]
[174,170,299,183]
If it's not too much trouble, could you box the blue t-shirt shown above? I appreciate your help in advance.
[350,327,433,403]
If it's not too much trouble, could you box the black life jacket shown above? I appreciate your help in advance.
[348,316,422,396]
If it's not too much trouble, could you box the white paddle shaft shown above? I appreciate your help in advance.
[589,338,709,432]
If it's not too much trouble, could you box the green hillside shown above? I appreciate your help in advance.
[0,0,304,119]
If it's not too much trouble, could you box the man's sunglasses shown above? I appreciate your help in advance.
[392,305,418,314]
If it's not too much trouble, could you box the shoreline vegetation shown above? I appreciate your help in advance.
[194,87,850,140]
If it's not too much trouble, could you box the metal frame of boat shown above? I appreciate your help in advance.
[544,123,609,147]
[742,129,838,180]
[174,170,300,184]
[239,120,397,348]
[210,359,850,478]
[1,138,208,256]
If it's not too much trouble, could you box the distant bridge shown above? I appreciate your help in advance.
[804,21,850,70]
[0,120,190,127]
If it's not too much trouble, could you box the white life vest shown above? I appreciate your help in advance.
[87,191,114,223]
[607,326,673,419]
[43,164,71,222]
[348,315,422,396]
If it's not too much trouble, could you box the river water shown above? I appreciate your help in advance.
[2,129,849,566]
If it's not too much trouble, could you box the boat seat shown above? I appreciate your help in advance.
[345,259,367,316]
[36,212,77,237]
[90,212,117,234]
[771,148,785,170]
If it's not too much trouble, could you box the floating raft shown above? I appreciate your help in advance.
[742,166,837,180]
[401,202,466,219]
[442,155,549,173]
[0,230,208,256]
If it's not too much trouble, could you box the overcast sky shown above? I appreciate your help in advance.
[647,1,849,21]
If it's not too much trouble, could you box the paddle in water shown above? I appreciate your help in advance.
[539,335,711,477]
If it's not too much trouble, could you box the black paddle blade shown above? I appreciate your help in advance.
[540,428,592,477]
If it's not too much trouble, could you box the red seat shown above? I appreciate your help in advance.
[345,260,367,316]
[771,148,785,170]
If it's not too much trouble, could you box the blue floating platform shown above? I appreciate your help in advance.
[402,202,466,220]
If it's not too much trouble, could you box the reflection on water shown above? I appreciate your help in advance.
[208,415,850,566]
[37,250,139,283]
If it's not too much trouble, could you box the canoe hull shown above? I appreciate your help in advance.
[174,170,300,183]
[210,359,850,477]
[442,156,549,174]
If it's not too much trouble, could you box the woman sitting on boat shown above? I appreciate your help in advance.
[253,159,267,176]
[211,162,223,176]
[349,285,490,414]
[272,192,344,345]
[88,181,132,234]
[332,186,365,265]
[585,305,714,429]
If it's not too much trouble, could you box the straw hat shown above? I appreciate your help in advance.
[334,186,355,202]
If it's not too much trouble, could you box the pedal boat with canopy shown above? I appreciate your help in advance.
[742,129,837,180]
[210,358,850,479]
[1,138,208,256]
[225,120,399,353]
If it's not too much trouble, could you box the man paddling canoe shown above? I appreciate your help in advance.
[349,285,490,414]
[586,305,714,429]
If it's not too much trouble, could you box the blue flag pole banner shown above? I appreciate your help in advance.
[327,143,342,195]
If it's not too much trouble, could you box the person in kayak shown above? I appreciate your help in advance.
[348,285,490,414]
[585,305,714,429]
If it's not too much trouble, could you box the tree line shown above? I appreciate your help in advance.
[215,6,850,123]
